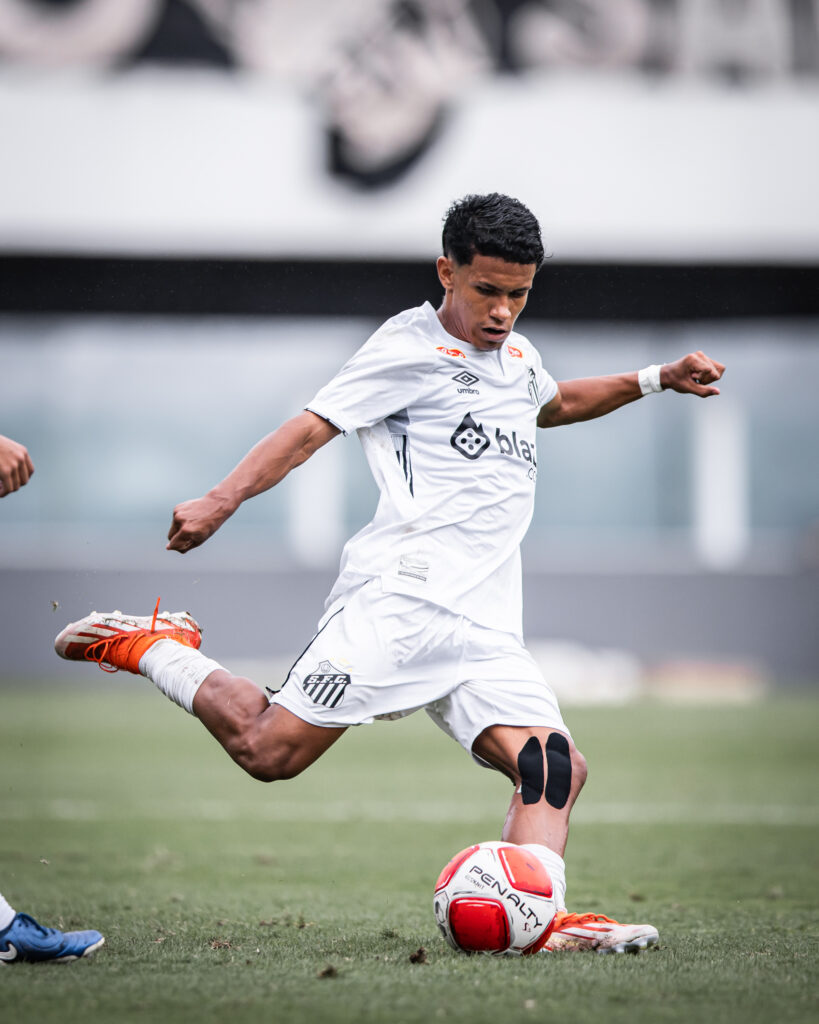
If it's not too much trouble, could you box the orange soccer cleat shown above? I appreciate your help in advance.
[544,912,659,954]
[55,598,202,675]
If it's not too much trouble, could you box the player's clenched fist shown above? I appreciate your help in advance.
[660,351,725,397]
[167,492,236,553]
[0,434,34,497]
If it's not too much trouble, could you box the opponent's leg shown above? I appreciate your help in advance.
[0,891,104,964]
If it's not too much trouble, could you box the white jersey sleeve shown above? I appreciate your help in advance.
[306,311,431,435]
[534,350,558,410]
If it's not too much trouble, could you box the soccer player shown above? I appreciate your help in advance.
[0,435,104,963]
[55,194,724,953]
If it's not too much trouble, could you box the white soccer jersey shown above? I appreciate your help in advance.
[306,301,557,637]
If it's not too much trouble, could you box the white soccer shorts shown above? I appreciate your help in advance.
[269,580,569,763]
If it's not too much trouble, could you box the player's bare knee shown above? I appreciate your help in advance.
[233,736,306,783]
[238,754,295,783]
[571,744,588,794]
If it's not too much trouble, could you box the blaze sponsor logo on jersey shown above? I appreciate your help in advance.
[450,411,537,477]
[494,426,537,472]
[450,412,491,460]
[303,660,351,708]
[452,370,480,394]
[507,345,523,358]
[437,346,466,359]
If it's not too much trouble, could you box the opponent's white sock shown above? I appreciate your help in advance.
[0,893,16,931]
[521,844,567,912]
[138,639,225,715]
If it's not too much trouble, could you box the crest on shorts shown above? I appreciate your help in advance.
[303,661,351,708]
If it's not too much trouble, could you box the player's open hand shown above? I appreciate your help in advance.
[660,351,724,397]
[167,492,236,553]
[0,434,34,497]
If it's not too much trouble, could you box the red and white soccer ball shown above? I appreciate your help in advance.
[433,841,556,956]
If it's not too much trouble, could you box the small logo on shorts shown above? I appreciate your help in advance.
[303,661,351,708]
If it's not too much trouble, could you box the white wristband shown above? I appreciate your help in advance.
[638,364,664,395]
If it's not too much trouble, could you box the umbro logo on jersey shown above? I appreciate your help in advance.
[303,661,350,708]
[450,412,491,460]
[436,346,466,359]
[452,370,480,395]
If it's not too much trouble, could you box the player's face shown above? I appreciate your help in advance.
[436,253,537,352]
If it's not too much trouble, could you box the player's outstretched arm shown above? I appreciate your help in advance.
[537,350,724,428]
[167,411,340,553]
[0,434,34,497]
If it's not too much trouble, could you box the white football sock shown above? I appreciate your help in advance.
[0,892,16,931]
[138,639,225,715]
[521,844,567,912]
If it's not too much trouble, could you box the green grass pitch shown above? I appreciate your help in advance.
[1,685,817,1024]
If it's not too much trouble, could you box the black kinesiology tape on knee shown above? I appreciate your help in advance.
[517,735,545,805]
[545,732,572,809]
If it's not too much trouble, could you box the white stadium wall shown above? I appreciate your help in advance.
[0,0,818,260]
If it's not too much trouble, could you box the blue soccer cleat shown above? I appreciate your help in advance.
[0,912,105,964]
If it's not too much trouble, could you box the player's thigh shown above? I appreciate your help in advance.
[426,627,571,768]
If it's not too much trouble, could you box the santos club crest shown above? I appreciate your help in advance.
[302,661,351,708]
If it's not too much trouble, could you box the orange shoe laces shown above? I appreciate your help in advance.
[83,597,164,673]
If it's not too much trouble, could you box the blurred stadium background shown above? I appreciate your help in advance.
[1,0,817,696]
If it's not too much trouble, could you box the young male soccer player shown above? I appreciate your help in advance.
[55,194,724,953]
[0,434,104,964]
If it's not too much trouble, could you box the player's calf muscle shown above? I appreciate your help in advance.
[516,734,586,808]
[475,727,587,806]
[192,673,284,780]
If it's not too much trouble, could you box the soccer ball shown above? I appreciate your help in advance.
[433,841,556,956]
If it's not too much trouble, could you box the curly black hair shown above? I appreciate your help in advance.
[441,193,545,268]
